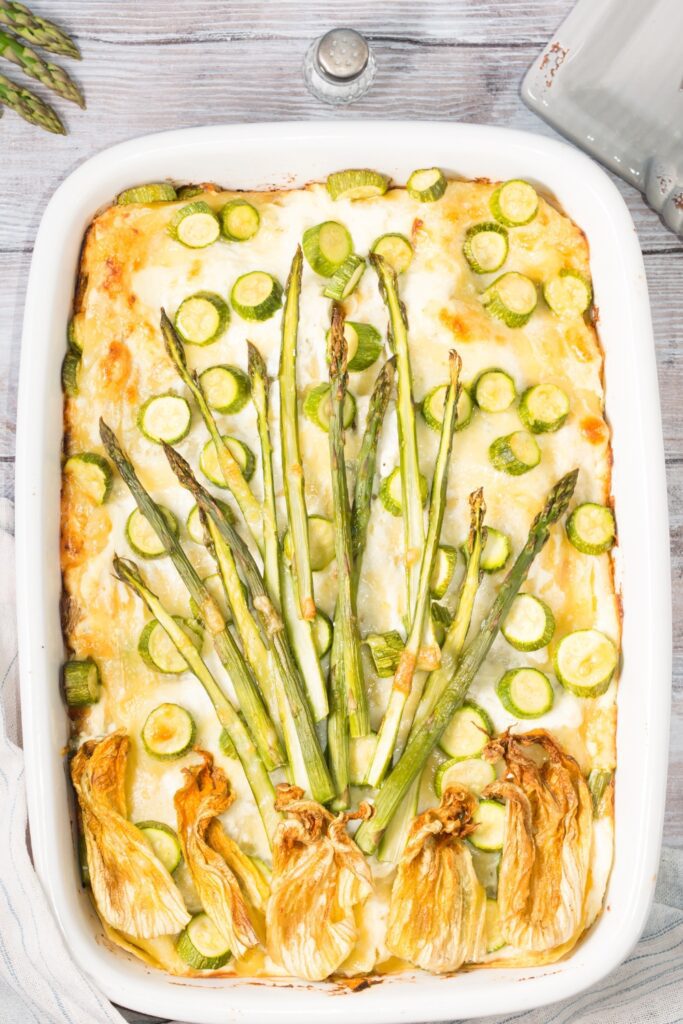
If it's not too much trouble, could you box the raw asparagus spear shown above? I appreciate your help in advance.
[163,443,335,805]
[279,247,316,621]
[0,30,83,105]
[365,351,461,787]
[113,556,280,845]
[99,420,284,772]
[0,2,80,59]
[0,71,63,132]
[355,468,579,854]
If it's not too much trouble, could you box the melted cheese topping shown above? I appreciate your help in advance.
[62,179,619,976]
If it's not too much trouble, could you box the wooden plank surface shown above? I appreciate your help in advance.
[0,0,680,844]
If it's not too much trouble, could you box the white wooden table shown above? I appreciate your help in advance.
[0,0,680,846]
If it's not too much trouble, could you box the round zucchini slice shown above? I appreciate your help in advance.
[284,515,335,572]
[61,349,81,397]
[518,382,570,434]
[302,220,353,277]
[430,544,458,599]
[406,167,447,203]
[169,201,221,248]
[63,452,113,504]
[325,321,383,373]
[473,369,516,412]
[303,383,356,432]
[125,505,178,559]
[199,365,251,414]
[502,593,555,651]
[496,667,554,719]
[439,701,493,760]
[566,503,616,555]
[326,168,391,201]
[200,436,256,486]
[186,501,233,545]
[219,198,260,242]
[470,799,506,852]
[63,658,101,707]
[138,617,203,674]
[141,702,196,760]
[554,629,618,698]
[379,466,428,517]
[544,269,592,317]
[489,430,541,475]
[475,526,511,573]
[349,733,378,786]
[485,899,506,953]
[138,393,192,444]
[231,271,283,322]
[371,233,414,274]
[176,913,231,970]
[463,222,509,274]
[489,179,539,227]
[434,756,496,798]
[311,609,333,657]
[136,821,182,873]
[117,182,177,205]
[322,253,366,300]
[174,292,230,346]
[421,383,473,433]
[482,272,537,328]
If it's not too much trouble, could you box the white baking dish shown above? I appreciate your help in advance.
[15,122,671,1023]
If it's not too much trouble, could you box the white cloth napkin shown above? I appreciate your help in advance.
[0,496,681,1024]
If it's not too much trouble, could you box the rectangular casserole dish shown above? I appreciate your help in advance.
[15,121,671,1023]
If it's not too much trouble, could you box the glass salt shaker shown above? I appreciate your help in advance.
[304,28,376,105]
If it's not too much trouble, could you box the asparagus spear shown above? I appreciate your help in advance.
[160,310,264,552]
[112,556,280,845]
[0,30,83,105]
[247,340,328,721]
[0,71,63,133]
[365,351,461,787]
[355,468,579,854]
[99,420,284,772]
[163,443,335,805]
[0,2,80,59]
[279,247,316,622]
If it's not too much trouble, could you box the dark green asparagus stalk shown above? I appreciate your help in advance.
[163,442,335,805]
[0,30,83,105]
[99,420,285,773]
[0,71,63,132]
[355,468,579,854]
[0,3,80,59]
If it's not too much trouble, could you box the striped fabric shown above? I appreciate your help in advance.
[0,496,681,1024]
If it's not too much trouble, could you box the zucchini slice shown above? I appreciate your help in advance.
[67,316,83,353]
[496,667,554,719]
[518,382,569,433]
[554,629,618,698]
[176,913,231,970]
[322,253,366,300]
[302,220,353,277]
[137,393,192,444]
[200,436,256,485]
[284,515,335,572]
[364,630,404,677]
[473,368,516,412]
[136,821,182,873]
[544,269,592,317]
[482,272,537,328]
[478,527,511,573]
[231,271,283,322]
[219,198,260,242]
[489,430,541,475]
[422,383,473,433]
[326,168,391,201]
[470,799,506,852]
[429,544,458,599]
[63,658,101,707]
[174,292,230,346]
[61,349,80,397]
[371,233,414,274]
[311,609,333,657]
[125,505,179,559]
[303,383,356,432]
[141,702,196,760]
[489,179,539,227]
[349,733,378,786]
[566,502,616,555]
[138,617,203,674]
[176,185,204,200]
[485,898,506,953]
[501,593,555,651]
[169,201,221,248]
[406,167,446,203]
[439,701,493,760]
[186,501,232,545]
[117,182,177,205]
[326,321,383,372]
[434,756,495,798]
[379,466,428,517]
[463,222,509,274]
[63,452,112,504]
[199,365,251,414]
